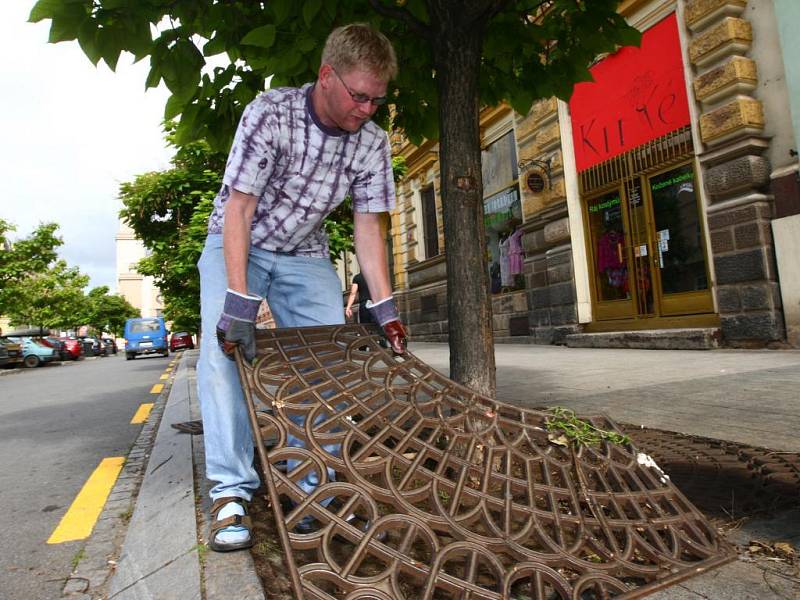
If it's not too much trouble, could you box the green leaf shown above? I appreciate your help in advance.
[47,4,87,43]
[164,94,185,120]
[241,24,276,49]
[77,20,101,66]
[203,34,226,57]
[303,0,322,27]
[28,0,60,22]
[97,27,125,71]
[271,0,293,25]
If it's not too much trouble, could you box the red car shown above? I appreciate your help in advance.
[59,337,84,360]
[169,332,195,351]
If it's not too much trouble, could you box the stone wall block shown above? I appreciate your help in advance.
[704,155,770,200]
[734,221,770,250]
[548,282,576,306]
[543,218,570,244]
[686,0,747,31]
[547,263,572,284]
[710,229,734,253]
[689,17,752,67]
[693,56,757,104]
[699,98,764,144]
[721,312,784,341]
[716,285,741,312]
[714,248,767,284]
[531,288,550,308]
[523,230,547,254]
[740,284,771,312]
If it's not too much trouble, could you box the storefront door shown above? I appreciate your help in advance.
[585,157,714,322]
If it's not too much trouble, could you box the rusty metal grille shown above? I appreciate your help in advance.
[237,324,735,599]
[579,126,694,195]
[622,426,800,519]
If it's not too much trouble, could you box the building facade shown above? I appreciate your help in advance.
[115,220,164,319]
[346,0,799,349]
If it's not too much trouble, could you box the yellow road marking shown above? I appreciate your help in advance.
[47,457,125,544]
[159,373,169,380]
[150,383,164,394]
[130,403,154,424]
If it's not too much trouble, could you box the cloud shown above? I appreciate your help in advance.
[0,4,173,290]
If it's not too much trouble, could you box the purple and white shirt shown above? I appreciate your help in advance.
[208,83,396,258]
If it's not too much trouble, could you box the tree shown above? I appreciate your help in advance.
[81,286,141,336]
[5,260,89,331]
[33,0,638,395]
[0,219,62,307]
[118,132,225,334]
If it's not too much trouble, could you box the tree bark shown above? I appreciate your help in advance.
[429,1,496,397]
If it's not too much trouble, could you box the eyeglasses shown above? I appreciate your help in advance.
[331,68,387,106]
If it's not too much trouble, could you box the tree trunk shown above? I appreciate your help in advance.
[430,6,496,397]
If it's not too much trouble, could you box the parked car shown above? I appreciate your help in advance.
[0,338,24,368]
[78,336,105,357]
[102,338,117,355]
[124,317,169,359]
[5,334,56,368]
[0,342,9,367]
[169,332,194,352]
[39,337,68,361]
[59,337,84,360]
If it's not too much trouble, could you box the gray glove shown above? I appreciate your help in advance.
[216,289,261,363]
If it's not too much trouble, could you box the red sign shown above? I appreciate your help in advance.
[568,14,691,172]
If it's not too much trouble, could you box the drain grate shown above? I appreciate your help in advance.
[237,324,736,599]
[622,426,800,520]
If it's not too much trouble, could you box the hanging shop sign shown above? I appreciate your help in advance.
[568,13,691,172]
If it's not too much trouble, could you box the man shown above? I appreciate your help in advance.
[345,270,374,324]
[197,23,406,552]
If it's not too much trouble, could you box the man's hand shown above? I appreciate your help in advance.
[216,289,262,363]
[366,296,408,355]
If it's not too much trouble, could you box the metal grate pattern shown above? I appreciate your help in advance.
[237,324,736,599]
[579,126,694,194]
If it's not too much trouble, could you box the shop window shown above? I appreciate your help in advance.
[588,190,629,302]
[420,185,439,259]
[485,187,524,294]
[648,165,708,294]
[482,130,523,294]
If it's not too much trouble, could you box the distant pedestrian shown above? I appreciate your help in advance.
[345,271,375,324]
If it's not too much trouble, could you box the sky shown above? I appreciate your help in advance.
[1,3,173,291]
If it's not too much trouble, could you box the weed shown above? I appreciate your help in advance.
[71,547,86,570]
[545,407,630,447]
[194,543,209,566]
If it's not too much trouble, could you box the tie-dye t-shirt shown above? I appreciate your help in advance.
[207,83,395,258]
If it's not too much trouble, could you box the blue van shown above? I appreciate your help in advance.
[124,317,169,360]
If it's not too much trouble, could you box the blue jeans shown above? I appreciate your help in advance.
[197,234,344,501]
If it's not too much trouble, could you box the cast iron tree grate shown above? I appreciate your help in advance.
[235,324,736,599]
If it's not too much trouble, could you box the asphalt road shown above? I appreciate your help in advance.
[0,352,171,600]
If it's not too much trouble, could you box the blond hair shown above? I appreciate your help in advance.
[321,23,398,81]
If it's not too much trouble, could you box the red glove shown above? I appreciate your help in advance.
[382,320,407,355]
[367,296,408,355]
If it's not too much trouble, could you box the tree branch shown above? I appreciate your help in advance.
[367,0,433,39]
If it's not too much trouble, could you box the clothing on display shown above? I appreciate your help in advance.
[499,235,512,287]
[508,227,524,276]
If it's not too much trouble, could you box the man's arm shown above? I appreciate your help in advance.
[345,283,359,319]
[354,212,406,353]
[223,189,259,293]
[216,188,261,363]
[353,212,391,302]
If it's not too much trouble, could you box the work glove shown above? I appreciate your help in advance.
[216,289,262,364]
[366,296,407,355]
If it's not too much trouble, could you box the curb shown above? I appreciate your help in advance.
[60,356,178,599]
[106,353,201,600]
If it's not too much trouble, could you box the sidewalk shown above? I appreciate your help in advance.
[106,343,800,599]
